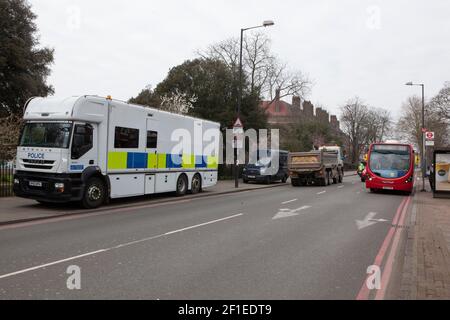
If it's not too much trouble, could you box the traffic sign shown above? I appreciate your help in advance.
[233,117,243,129]
[425,131,435,140]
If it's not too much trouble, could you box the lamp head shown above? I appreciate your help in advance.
[263,20,275,27]
[405,82,413,86]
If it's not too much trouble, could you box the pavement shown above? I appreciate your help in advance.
[0,174,412,299]
[398,180,450,299]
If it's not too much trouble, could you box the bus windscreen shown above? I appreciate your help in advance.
[369,145,411,179]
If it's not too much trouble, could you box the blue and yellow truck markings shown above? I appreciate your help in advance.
[107,152,218,170]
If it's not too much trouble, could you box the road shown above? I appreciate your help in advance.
[0,175,410,299]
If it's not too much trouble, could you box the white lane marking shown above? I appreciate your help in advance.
[337,186,344,189]
[0,213,243,280]
[164,213,243,235]
[0,249,107,280]
[355,212,388,230]
[272,206,311,220]
[281,199,298,205]
[317,191,326,195]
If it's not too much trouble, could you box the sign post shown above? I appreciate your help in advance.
[233,118,244,188]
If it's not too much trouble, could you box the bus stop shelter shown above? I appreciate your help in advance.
[431,149,450,198]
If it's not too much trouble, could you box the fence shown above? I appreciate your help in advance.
[0,161,14,197]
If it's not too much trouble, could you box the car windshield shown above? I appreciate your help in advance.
[19,122,72,148]
[255,156,272,167]
[369,145,411,178]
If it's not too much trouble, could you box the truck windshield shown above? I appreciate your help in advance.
[19,122,72,148]
[369,145,411,178]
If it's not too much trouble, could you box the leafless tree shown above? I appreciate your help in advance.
[198,32,312,101]
[339,97,372,164]
[429,82,450,122]
[0,115,22,160]
[366,108,392,144]
[397,95,449,150]
[159,89,196,115]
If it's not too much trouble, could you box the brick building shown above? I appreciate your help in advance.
[259,91,341,130]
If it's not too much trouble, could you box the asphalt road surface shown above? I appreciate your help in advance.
[0,175,409,299]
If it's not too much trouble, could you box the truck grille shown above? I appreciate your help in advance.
[21,159,55,170]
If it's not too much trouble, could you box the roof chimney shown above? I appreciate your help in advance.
[275,88,280,101]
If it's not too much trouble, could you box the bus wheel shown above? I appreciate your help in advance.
[191,174,202,194]
[82,177,105,209]
[176,174,188,196]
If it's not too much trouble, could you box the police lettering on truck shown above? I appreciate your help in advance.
[14,96,220,208]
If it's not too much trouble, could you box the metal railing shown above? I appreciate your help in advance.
[0,161,14,197]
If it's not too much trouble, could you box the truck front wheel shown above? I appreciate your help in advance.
[82,177,106,209]
[176,174,188,196]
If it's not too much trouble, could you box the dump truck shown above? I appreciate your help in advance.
[288,146,344,186]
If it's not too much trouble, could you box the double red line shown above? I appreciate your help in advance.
[356,195,412,300]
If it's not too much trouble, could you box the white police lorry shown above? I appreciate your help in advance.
[14,96,220,208]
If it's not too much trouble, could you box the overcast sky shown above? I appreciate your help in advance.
[29,0,449,119]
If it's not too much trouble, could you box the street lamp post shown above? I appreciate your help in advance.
[234,20,274,188]
[406,82,426,192]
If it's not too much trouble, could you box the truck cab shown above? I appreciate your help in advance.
[14,96,108,207]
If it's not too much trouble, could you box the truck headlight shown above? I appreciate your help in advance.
[54,183,65,192]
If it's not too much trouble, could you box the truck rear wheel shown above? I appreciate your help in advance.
[291,178,300,187]
[82,177,106,209]
[191,174,202,194]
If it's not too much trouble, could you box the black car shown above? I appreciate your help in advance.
[242,150,289,184]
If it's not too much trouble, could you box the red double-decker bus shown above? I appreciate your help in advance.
[365,143,415,194]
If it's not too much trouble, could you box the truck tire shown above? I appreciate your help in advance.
[291,178,300,187]
[176,174,188,196]
[191,174,202,194]
[82,177,106,209]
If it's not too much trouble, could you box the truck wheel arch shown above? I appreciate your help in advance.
[81,167,110,199]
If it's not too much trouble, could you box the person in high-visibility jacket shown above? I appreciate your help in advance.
[357,161,366,182]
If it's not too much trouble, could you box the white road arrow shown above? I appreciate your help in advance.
[356,212,389,230]
[272,206,311,220]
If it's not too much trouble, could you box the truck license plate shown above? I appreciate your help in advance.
[29,181,43,187]
[248,176,255,179]
[382,186,394,190]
